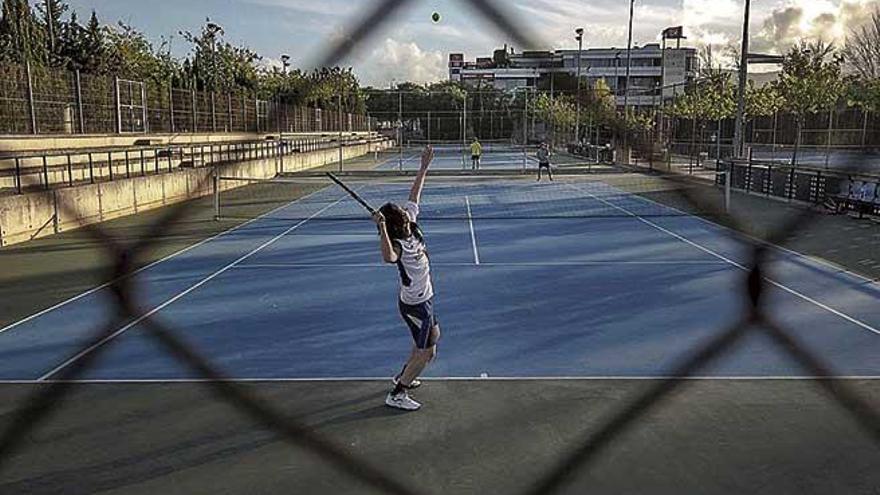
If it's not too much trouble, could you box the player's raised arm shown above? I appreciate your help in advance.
[373,211,399,264]
[409,146,434,205]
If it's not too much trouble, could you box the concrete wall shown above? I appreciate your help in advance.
[0,139,392,246]
[0,131,371,154]
[0,134,380,191]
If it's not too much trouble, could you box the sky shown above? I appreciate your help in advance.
[65,0,880,87]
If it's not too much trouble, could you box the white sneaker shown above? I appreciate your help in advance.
[392,375,422,389]
[385,391,421,411]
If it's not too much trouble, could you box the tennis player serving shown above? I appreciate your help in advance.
[373,146,440,411]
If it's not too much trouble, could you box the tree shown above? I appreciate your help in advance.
[532,93,576,134]
[774,41,845,165]
[77,10,111,73]
[744,81,783,119]
[842,7,880,115]
[843,7,880,80]
[180,22,262,92]
[665,64,736,161]
[37,0,67,66]
[105,22,176,83]
[847,77,880,113]
[0,0,46,64]
[0,1,377,120]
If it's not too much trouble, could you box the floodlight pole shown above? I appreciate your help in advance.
[462,91,468,169]
[623,0,635,113]
[733,0,751,159]
[398,88,403,171]
[575,28,584,146]
[622,0,635,165]
[523,87,530,171]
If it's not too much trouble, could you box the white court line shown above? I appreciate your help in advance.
[568,183,880,337]
[0,151,409,338]
[591,178,880,287]
[0,184,338,338]
[464,196,481,265]
[3,375,880,385]
[36,193,351,382]
[230,261,730,269]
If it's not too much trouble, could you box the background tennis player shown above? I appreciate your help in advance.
[536,142,553,181]
[470,138,482,170]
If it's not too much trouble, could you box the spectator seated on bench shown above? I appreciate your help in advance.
[856,182,878,217]
[834,179,879,218]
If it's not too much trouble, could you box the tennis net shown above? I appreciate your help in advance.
[403,139,532,154]
[214,170,718,222]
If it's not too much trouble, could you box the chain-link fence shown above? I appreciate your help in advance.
[0,62,377,136]
[656,91,878,168]
[1,1,879,493]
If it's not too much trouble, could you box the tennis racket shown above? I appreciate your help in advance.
[325,172,376,215]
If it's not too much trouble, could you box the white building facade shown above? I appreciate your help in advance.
[449,45,699,110]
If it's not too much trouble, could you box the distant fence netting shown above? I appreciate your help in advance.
[0,61,378,135]
[660,96,878,164]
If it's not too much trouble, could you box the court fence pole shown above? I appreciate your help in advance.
[824,107,833,170]
[213,164,220,221]
[462,93,468,169]
[338,94,344,173]
[398,89,403,171]
[724,159,731,213]
[522,89,528,172]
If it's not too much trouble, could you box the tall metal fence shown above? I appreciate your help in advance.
[0,61,377,136]
[662,105,879,163]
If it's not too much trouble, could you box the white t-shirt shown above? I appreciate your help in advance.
[394,201,434,305]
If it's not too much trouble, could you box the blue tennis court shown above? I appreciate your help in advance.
[377,144,544,171]
[1,176,879,382]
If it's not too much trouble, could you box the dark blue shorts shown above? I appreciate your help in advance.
[398,298,439,349]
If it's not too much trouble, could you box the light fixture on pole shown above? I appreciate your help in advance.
[281,54,291,75]
[575,27,584,145]
[205,21,224,91]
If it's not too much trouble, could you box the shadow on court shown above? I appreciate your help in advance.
[1,380,878,494]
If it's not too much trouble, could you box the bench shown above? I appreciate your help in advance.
[833,179,880,218]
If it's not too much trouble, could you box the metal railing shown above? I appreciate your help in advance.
[1,134,388,194]
[716,158,880,216]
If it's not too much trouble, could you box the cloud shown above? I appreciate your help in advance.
[357,38,446,87]
[240,0,356,17]
[757,6,804,50]
[752,0,880,53]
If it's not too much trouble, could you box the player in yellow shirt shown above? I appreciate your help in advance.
[470,138,482,170]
